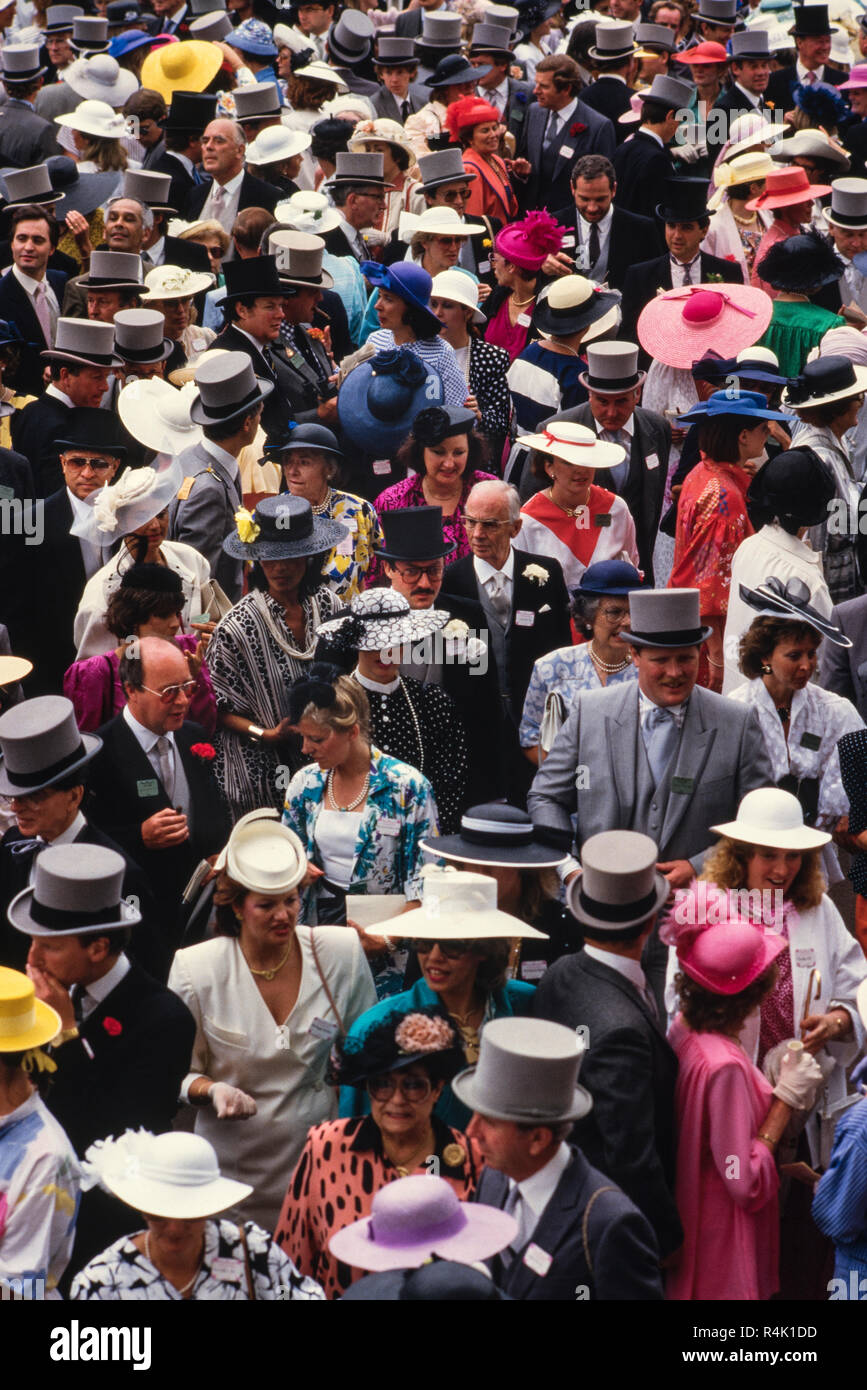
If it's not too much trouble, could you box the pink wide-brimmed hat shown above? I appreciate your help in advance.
[637,285,773,370]
[663,898,785,997]
[839,63,867,91]
[495,209,563,271]
[327,1175,517,1273]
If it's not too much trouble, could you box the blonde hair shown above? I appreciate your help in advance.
[301,674,371,742]
[77,136,128,172]
[700,837,825,913]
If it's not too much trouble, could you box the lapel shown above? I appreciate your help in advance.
[606,682,640,824]
[503,1152,583,1300]
[80,963,143,1043]
[112,716,174,815]
[528,103,545,163]
[660,690,716,848]
[2,271,43,346]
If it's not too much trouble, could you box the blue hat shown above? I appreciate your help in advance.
[229,17,278,56]
[108,27,161,57]
[337,347,444,456]
[676,389,789,424]
[361,260,442,337]
[576,560,643,597]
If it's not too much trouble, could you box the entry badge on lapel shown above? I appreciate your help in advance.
[137,779,159,798]
[671,776,694,795]
[800,732,821,751]
[523,1243,553,1277]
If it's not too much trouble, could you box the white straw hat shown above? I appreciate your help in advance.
[245,123,312,166]
[82,1130,253,1218]
[117,377,203,455]
[213,808,308,894]
[294,58,348,89]
[516,419,626,469]
[57,98,127,139]
[365,865,548,939]
[71,455,185,542]
[711,788,831,851]
[430,268,486,325]
[274,189,342,236]
[398,204,485,241]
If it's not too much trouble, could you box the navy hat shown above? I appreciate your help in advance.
[426,53,491,87]
[576,560,643,597]
[746,447,836,532]
[739,576,851,646]
[377,505,456,562]
[757,227,844,293]
[361,259,441,337]
[412,404,476,446]
[690,351,786,386]
[265,422,342,457]
[421,802,568,870]
[341,1262,511,1301]
[337,347,444,457]
[0,318,21,351]
[676,389,790,424]
[222,494,347,561]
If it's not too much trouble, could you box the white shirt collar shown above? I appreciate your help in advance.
[796,59,822,81]
[213,169,244,196]
[579,207,613,236]
[233,323,272,354]
[46,383,74,407]
[147,234,165,264]
[201,435,240,479]
[353,667,401,695]
[514,1142,572,1221]
[733,81,761,107]
[169,150,194,174]
[41,810,87,847]
[11,264,47,294]
[86,952,131,1009]
[638,686,689,728]
[473,546,515,586]
[550,96,578,129]
[123,702,173,755]
[583,941,647,991]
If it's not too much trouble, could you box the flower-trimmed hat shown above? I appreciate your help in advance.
[315,588,450,655]
[329,1007,464,1089]
[336,347,444,457]
[755,228,844,293]
[72,458,185,545]
[661,902,786,996]
[222,494,347,562]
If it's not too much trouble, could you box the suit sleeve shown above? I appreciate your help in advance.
[736,705,775,800]
[589,1190,664,1300]
[170,477,221,579]
[526,703,582,850]
[818,608,856,704]
[589,114,616,159]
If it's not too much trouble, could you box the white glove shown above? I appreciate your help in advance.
[209,1082,257,1119]
[772,1048,825,1110]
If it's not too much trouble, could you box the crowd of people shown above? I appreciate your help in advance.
[4,0,867,1308]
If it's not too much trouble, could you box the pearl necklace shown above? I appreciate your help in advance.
[588,642,630,674]
[327,767,370,811]
[312,488,333,517]
[397,678,425,774]
[145,1231,202,1297]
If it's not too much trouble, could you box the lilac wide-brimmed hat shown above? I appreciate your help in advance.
[327,1175,517,1272]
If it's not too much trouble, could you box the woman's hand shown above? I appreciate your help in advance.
[506,156,531,180]
[209,1082,258,1119]
[476,282,492,302]
[186,640,207,680]
[347,919,392,958]
[64,209,92,256]
[464,392,481,421]
[801,1009,852,1053]
[772,1048,825,1109]
[263,717,296,745]
[541,251,575,279]
[766,421,791,449]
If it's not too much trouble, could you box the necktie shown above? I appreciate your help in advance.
[588,221,600,272]
[33,281,52,344]
[543,112,560,149]
[156,735,176,803]
[9,837,44,856]
[501,1183,532,1267]
[681,259,693,286]
[400,99,410,123]
[643,705,679,786]
[805,69,817,83]
[72,985,87,1025]
[487,570,511,625]
[191,164,204,186]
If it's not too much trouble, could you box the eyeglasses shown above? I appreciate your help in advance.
[409,939,475,959]
[367,1074,433,1101]
[141,680,197,704]
[465,516,512,532]
[438,189,470,205]
[61,456,117,471]
[392,561,444,582]
[434,235,464,245]
[598,606,630,620]
[0,788,55,809]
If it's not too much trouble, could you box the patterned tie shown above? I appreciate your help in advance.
[191,164,205,186]
[32,281,52,344]
[681,259,693,286]
[543,111,560,149]
[643,705,679,786]
[487,570,511,625]
[156,735,175,803]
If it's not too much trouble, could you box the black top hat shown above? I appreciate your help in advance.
[161,90,218,133]
[378,506,457,562]
[789,3,832,37]
[56,405,128,457]
[221,254,285,302]
[655,177,711,224]
[746,447,836,533]
[426,54,491,88]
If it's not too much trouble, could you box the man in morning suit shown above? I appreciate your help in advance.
[708,29,775,160]
[533,832,683,1259]
[182,117,279,238]
[544,342,671,583]
[579,21,638,132]
[441,479,570,803]
[612,72,694,217]
[515,55,615,214]
[143,91,218,218]
[468,23,534,147]
[12,843,195,1275]
[548,155,661,292]
[86,638,231,938]
[527,588,773,999]
[371,35,429,123]
[765,4,848,111]
[0,696,166,979]
[0,203,67,397]
[0,45,62,168]
[456,1017,663,1300]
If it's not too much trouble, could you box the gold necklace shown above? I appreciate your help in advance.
[731,209,757,225]
[546,485,589,517]
[242,935,296,981]
[510,292,536,306]
[384,1128,435,1180]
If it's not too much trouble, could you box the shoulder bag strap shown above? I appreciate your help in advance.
[237,1221,256,1301]
[581,1185,617,1281]
[307,928,346,1036]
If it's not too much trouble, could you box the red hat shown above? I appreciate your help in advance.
[746,164,830,211]
[444,96,500,142]
[681,40,728,64]
[495,209,563,271]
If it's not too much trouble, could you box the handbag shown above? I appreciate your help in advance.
[539,690,567,754]
[199,578,233,621]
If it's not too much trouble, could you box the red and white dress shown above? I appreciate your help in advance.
[519,484,639,590]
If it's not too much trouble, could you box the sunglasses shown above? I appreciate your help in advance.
[409,939,476,959]
[367,1074,433,1101]
[141,680,197,704]
[62,456,117,472]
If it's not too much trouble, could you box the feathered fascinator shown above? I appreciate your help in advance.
[792,80,850,128]
[755,227,844,293]
[495,209,564,270]
[287,662,342,723]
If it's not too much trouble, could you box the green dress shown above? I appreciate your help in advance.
[757,299,846,378]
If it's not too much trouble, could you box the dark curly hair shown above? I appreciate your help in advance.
[738,615,821,679]
[328,1005,465,1088]
[675,961,779,1034]
[394,420,490,478]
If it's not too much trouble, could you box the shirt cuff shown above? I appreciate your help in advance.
[556,856,581,883]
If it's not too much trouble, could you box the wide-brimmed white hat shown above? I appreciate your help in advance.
[82,1130,253,1218]
[57,98,127,139]
[772,128,850,174]
[349,117,416,165]
[516,419,625,470]
[316,588,450,652]
[117,377,203,456]
[141,263,215,301]
[398,204,486,241]
[711,788,831,851]
[245,123,312,167]
[71,456,185,542]
[214,809,307,894]
[65,51,139,105]
[366,865,548,939]
[274,189,342,236]
[294,58,348,89]
[430,268,486,325]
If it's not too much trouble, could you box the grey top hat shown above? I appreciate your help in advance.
[45,5,84,34]
[8,843,142,939]
[484,3,519,32]
[79,250,145,291]
[567,830,669,933]
[469,22,515,54]
[190,349,273,426]
[122,168,176,213]
[234,82,282,121]
[268,229,334,290]
[1,45,47,81]
[634,22,676,53]
[113,307,173,363]
[729,28,772,59]
[375,35,418,65]
[189,11,233,40]
[417,147,478,190]
[642,73,693,110]
[452,1017,593,1124]
[0,695,101,796]
[827,177,867,230]
[328,150,392,187]
[621,587,712,648]
[329,9,375,63]
[189,0,227,14]
[589,20,637,61]
[417,12,463,47]
[579,340,645,393]
[71,15,110,51]
[696,0,737,22]
[42,317,123,368]
[1,164,64,208]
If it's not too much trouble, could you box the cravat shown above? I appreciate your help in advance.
[32,281,52,344]
[642,705,679,786]
[588,221,600,271]
[9,836,44,856]
[156,735,176,803]
[487,570,511,625]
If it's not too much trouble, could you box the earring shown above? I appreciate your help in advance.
[761,665,772,674]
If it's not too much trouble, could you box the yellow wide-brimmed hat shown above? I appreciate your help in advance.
[0,966,61,1052]
[141,40,223,101]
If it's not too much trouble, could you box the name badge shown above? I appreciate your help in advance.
[372,459,391,475]
[335,535,354,558]
[512,107,525,122]
[136,778,159,798]
[800,732,821,750]
[310,1016,339,1042]
[477,259,491,273]
[515,610,535,627]
[561,233,576,248]
[646,452,660,471]
[671,776,694,795]
[517,312,532,327]
[594,514,611,528]
[379,817,400,835]
[795,948,816,969]
[523,1242,553,1277]
[211,1257,244,1282]
[558,144,574,159]
[521,959,547,981]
